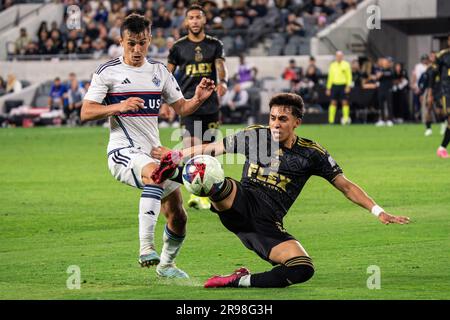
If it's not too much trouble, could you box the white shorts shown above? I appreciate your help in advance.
[107,147,180,198]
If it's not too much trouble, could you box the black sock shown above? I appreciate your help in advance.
[442,127,450,148]
[209,178,233,202]
[250,256,315,288]
[426,122,432,129]
[169,167,184,184]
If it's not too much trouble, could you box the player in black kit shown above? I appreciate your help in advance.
[436,35,450,158]
[151,92,410,288]
[167,4,229,209]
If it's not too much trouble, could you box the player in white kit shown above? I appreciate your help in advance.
[81,14,215,279]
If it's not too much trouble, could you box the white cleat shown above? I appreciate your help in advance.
[425,128,433,136]
[386,120,394,127]
[156,263,189,279]
[375,120,385,127]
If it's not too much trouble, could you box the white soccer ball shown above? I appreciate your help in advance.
[182,155,225,197]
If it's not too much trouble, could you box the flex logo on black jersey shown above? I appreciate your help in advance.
[247,163,291,192]
[185,63,213,77]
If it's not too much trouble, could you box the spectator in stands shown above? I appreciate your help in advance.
[305,64,320,86]
[108,17,123,40]
[153,6,172,29]
[221,83,251,124]
[64,40,78,56]
[155,36,175,58]
[340,0,358,13]
[108,35,123,58]
[15,28,31,55]
[411,54,429,121]
[247,0,269,22]
[94,1,109,24]
[38,30,49,54]
[326,51,352,125]
[236,54,258,89]
[78,35,93,54]
[92,38,107,59]
[42,38,59,55]
[108,1,126,26]
[0,76,6,96]
[37,21,48,39]
[305,0,335,18]
[375,57,395,126]
[171,3,186,30]
[308,56,322,75]
[211,16,225,31]
[392,62,410,122]
[65,77,86,126]
[24,42,39,56]
[48,77,67,110]
[85,21,100,41]
[282,58,302,82]
[285,13,304,37]
[50,30,64,53]
[5,74,22,94]
[152,28,167,51]
[232,10,249,35]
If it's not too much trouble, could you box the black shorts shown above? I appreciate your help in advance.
[210,179,296,264]
[442,94,450,114]
[181,113,220,142]
[330,84,349,101]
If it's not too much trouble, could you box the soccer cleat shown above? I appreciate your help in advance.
[375,120,385,127]
[199,197,211,210]
[187,194,211,210]
[139,251,161,267]
[436,147,449,158]
[156,263,189,279]
[204,267,250,288]
[151,150,183,184]
[424,128,433,136]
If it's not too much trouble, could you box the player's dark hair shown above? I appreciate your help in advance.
[186,4,206,16]
[120,13,151,37]
[269,93,305,119]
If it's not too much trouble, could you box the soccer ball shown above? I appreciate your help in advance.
[182,155,225,197]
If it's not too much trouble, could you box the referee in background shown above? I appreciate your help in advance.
[326,51,352,125]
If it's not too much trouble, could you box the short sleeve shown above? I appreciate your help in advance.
[162,66,184,105]
[215,39,226,60]
[311,148,343,182]
[222,126,263,156]
[84,73,109,103]
[167,45,179,66]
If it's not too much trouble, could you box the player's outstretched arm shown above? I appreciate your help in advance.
[170,78,215,116]
[81,97,145,121]
[332,174,410,225]
[151,140,226,163]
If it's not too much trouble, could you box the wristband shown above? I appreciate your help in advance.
[371,205,384,217]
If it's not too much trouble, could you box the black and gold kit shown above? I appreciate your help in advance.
[168,35,225,116]
[436,48,450,110]
[212,126,343,263]
[425,63,441,102]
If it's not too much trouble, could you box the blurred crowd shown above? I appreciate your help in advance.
[10,0,360,59]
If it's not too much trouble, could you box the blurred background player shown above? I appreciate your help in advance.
[436,34,450,158]
[167,4,229,209]
[151,92,410,288]
[326,51,352,125]
[422,51,446,136]
[81,13,215,279]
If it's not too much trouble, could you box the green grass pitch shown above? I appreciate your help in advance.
[0,124,449,300]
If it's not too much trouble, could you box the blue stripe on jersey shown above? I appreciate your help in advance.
[114,115,135,147]
[106,92,162,116]
[115,150,130,162]
[112,155,128,167]
[95,58,121,74]
[107,147,130,157]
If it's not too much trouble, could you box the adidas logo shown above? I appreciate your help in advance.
[121,78,131,84]
[145,210,156,216]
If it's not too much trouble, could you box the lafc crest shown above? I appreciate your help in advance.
[194,46,203,62]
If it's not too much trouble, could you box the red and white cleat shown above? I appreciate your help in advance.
[437,147,449,159]
[151,150,183,184]
[204,267,250,288]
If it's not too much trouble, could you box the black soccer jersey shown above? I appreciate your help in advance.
[223,126,343,219]
[425,64,441,99]
[168,35,225,115]
[436,48,450,95]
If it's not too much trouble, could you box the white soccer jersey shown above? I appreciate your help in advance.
[84,56,184,154]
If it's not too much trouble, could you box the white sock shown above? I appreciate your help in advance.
[139,185,164,256]
[238,274,251,287]
[159,224,185,265]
